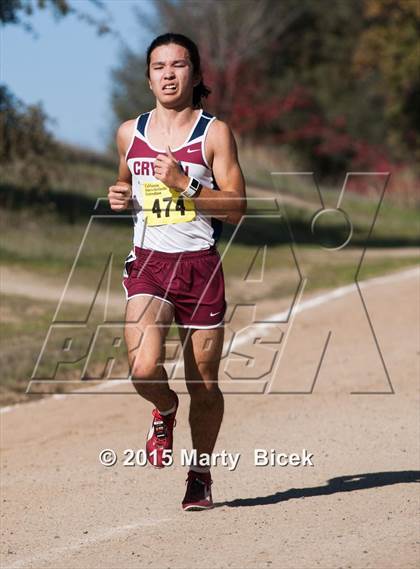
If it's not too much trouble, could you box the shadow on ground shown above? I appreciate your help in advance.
[216,470,420,508]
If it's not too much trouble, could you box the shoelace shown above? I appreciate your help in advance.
[152,410,176,441]
[153,420,167,440]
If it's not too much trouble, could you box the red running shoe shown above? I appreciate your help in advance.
[145,393,179,468]
[182,470,213,511]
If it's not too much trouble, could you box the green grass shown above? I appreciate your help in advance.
[1,211,417,408]
[1,294,65,406]
[2,249,417,407]
[1,158,116,199]
[0,209,133,288]
[266,254,418,300]
[0,293,180,407]
[266,185,419,243]
[1,204,418,283]
[1,170,418,408]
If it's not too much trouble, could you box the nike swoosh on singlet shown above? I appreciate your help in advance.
[187,148,200,153]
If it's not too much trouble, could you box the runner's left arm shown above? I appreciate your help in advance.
[194,120,247,225]
[154,120,247,225]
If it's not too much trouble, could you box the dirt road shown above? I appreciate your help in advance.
[1,267,419,569]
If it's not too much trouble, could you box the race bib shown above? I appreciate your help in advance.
[142,181,196,226]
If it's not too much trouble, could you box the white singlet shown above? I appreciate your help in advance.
[125,109,223,253]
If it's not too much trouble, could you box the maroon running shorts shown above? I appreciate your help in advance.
[122,245,226,328]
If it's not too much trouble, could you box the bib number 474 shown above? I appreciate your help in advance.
[152,196,186,219]
[143,181,195,225]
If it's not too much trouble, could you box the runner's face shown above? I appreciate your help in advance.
[148,44,198,107]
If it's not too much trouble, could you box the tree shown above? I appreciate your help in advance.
[1,0,111,190]
[110,0,306,131]
[110,0,418,183]
[0,0,111,35]
[0,84,59,190]
[353,0,420,162]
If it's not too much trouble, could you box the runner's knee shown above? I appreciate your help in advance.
[131,360,162,382]
[130,363,165,399]
[187,380,222,404]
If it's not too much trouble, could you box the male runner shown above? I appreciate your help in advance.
[108,33,246,510]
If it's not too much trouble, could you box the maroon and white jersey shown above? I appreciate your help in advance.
[125,109,223,253]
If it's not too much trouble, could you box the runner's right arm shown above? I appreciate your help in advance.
[108,120,134,211]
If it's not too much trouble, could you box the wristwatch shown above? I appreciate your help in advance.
[181,176,203,199]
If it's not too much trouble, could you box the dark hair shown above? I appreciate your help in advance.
[146,33,211,108]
